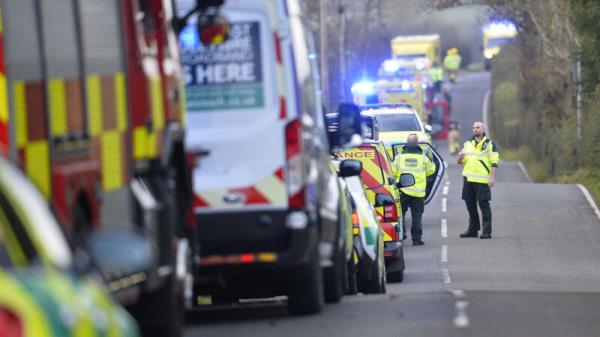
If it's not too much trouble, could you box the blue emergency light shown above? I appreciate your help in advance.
[351,81,375,95]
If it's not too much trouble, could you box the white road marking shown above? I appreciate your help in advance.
[451,290,466,298]
[445,180,450,186]
[578,184,600,222]
[442,269,451,284]
[441,218,447,238]
[517,161,533,183]
[442,185,449,195]
[454,300,470,328]
[441,198,447,212]
[441,245,448,263]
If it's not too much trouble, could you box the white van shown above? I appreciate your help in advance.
[179,0,355,314]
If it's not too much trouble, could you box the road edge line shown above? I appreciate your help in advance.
[577,184,600,222]
[482,89,491,132]
[516,160,533,183]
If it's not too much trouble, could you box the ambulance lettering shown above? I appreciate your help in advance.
[338,151,374,159]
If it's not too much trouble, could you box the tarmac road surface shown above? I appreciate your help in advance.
[184,71,600,337]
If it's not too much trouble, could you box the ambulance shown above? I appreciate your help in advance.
[335,141,409,282]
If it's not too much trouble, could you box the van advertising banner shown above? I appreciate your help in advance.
[179,21,264,111]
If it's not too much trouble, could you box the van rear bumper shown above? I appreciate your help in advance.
[195,209,317,267]
[384,241,403,260]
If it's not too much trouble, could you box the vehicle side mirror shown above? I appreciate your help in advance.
[337,102,363,147]
[396,173,416,188]
[374,193,395,207]
[388,177,396,185]
[88,229,153,283]
[424,124,433,133]
[197,14,230,45]
[339,159,362,177]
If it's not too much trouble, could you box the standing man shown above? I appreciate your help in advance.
[458,122,499,239]
[395,134,436,246]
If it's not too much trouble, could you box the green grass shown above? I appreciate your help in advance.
[503,147,600,203]
[553,169,600,204]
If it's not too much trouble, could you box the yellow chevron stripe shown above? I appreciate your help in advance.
[87,75,102,136]
[254,174,286,205]
[49,78,67,137]
[25,141,50,198]
[195,189,228,208]
[101,130,123,191]
[0,75,8,123]
[150,76,164,130]
[13,81,27,147]
[114,72,127,131]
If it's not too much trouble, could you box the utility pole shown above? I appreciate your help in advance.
[576,59,582,142]
[338,3,346,101]
[320,0,329,109]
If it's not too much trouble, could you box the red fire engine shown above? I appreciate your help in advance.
[0,1,202,336]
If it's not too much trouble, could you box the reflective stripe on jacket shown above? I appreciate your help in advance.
[461,135,499,184]
[395,147,436,197]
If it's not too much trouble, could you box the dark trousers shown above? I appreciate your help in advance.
[400,193,424,241]
[462,179,492,234]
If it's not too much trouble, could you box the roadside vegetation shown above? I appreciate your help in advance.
[428,0,600,202]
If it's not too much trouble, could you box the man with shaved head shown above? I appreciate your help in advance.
[457,122,499,239]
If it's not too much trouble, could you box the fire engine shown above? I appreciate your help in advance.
[0,0,209,336]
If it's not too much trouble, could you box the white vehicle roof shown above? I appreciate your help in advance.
[391,34,440,42]
[362,107,418,116]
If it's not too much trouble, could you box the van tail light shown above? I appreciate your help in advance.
[285,119,304,208]
[382,204,397,223]
[0,308,23,337]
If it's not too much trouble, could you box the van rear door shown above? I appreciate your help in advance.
[178,0,288,212]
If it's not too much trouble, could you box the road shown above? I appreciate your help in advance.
[184,72,600,337]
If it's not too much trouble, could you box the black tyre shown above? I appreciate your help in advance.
[346,258,358,295]
[288,245,324,315]
[324,246,345,303]
[387,269,404,283]
[387,248,405,283]
[71,202,91,249]
[130,275,184,337]
[363,259,385,294]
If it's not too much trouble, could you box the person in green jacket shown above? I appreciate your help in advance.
[457,121,499,239]
[394,134,436,245]
[444,48,462,82]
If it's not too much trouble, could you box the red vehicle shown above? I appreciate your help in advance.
[425,90,450,140]
[0,1,197,336]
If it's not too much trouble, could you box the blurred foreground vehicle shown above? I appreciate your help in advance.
[0,156,148,337]
[0,1,196,335]
[179,0,363,314]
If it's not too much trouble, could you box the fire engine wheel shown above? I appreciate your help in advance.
[71,203,91,249]
[288,244,324,315]
[324,245,345,303]
[132,274,184,337]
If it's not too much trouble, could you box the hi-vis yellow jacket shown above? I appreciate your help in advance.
[460,135,499,184]
[394,145,436,197]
